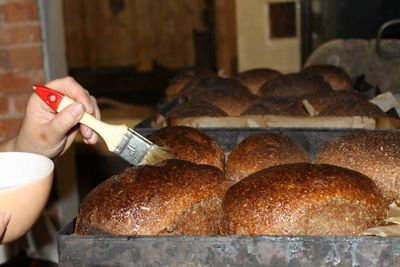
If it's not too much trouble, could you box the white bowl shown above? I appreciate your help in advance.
[0,152,54,244]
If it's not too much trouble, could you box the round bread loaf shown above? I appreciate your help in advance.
[302,91,370,114]
[316,130,400,204]
[259,73,332,98]
[242,97,307,116]
[235,68,282,95]
[302,64,353,91]
[75,159,229,236]
[221,163,386,236]
[165,100,228,125]
[318,97,388,118]
[180,77,259,116]
[147,126,225,170]
[225,133,311,183]
[165,67,216,102]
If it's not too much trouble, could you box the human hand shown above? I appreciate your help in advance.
[0,212,11,239]
[14,76,100,158]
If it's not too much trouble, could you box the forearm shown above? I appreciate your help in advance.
[0,138,16,152]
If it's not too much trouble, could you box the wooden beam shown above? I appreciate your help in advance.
[214,0,237,76]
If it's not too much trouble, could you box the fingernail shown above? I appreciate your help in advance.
[85,127,93,138]
[70,103,84,117]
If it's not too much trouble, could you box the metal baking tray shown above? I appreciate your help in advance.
[57,128,400,267]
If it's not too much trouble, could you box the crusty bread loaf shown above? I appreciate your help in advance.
[234,68,282,95]
[165,67,216,102]
[221,163,386,235]
[302,64,353,91]
[259,73,332,98]
[242,97,307,116]
[225,133,311,183]
[75,159,229,236]
[301,90,386,118]
[318,96,388,118]
[180,77,260,116]
[316,130,400,204]
[147,126,225,170]
[165,100,228,125]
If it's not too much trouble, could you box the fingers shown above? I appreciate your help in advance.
[44,76,101,144]
[49,102,85,141]
[45,76,95,114]
[80,96,100,144]
[0,212,11,237]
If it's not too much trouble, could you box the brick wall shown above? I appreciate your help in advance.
[0,0,45,141]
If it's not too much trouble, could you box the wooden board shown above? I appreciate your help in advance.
[214,0,237,76]
[168,115,380,129]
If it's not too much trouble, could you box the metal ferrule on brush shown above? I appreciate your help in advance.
[114,128,153,165]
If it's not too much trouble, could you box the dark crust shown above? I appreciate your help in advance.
[242,96,307,116]
[303,90,369,114]
[221,163,386,235]
[259,73,332,98]
[147,126,225,170]
[166,100,228,119]
[318,97,388,118]
[179,77,260,116]
[225,133,311,183]
[234,68,282,95]
[302,65,353,91]
[165,67,217,102]
[316,130,400,203]
[75,159,229,236]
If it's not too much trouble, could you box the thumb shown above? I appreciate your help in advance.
[49,102,84,139]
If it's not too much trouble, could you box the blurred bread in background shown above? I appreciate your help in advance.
[234,68,282,96]
[302,64,353,91]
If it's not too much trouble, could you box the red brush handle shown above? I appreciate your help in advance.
[33,85,64,112]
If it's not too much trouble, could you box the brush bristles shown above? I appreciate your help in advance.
[142,145,176,165]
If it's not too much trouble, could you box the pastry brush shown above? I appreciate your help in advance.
[33,85,175,165]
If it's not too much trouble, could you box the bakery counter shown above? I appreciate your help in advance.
[57,128,400,267]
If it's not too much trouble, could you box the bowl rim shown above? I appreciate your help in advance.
[0,152,54,192]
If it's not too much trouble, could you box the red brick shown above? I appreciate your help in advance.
[0,117,23,141]
[0,49,11,69]
[0,5,4,23]
[0,95,9,114]
[3,0,38,23]
[11,92,30,114]
[0,24,41,45]
[0,70,44,93]
[8,46,43,69]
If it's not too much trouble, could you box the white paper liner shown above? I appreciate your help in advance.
[363,202,400,237]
